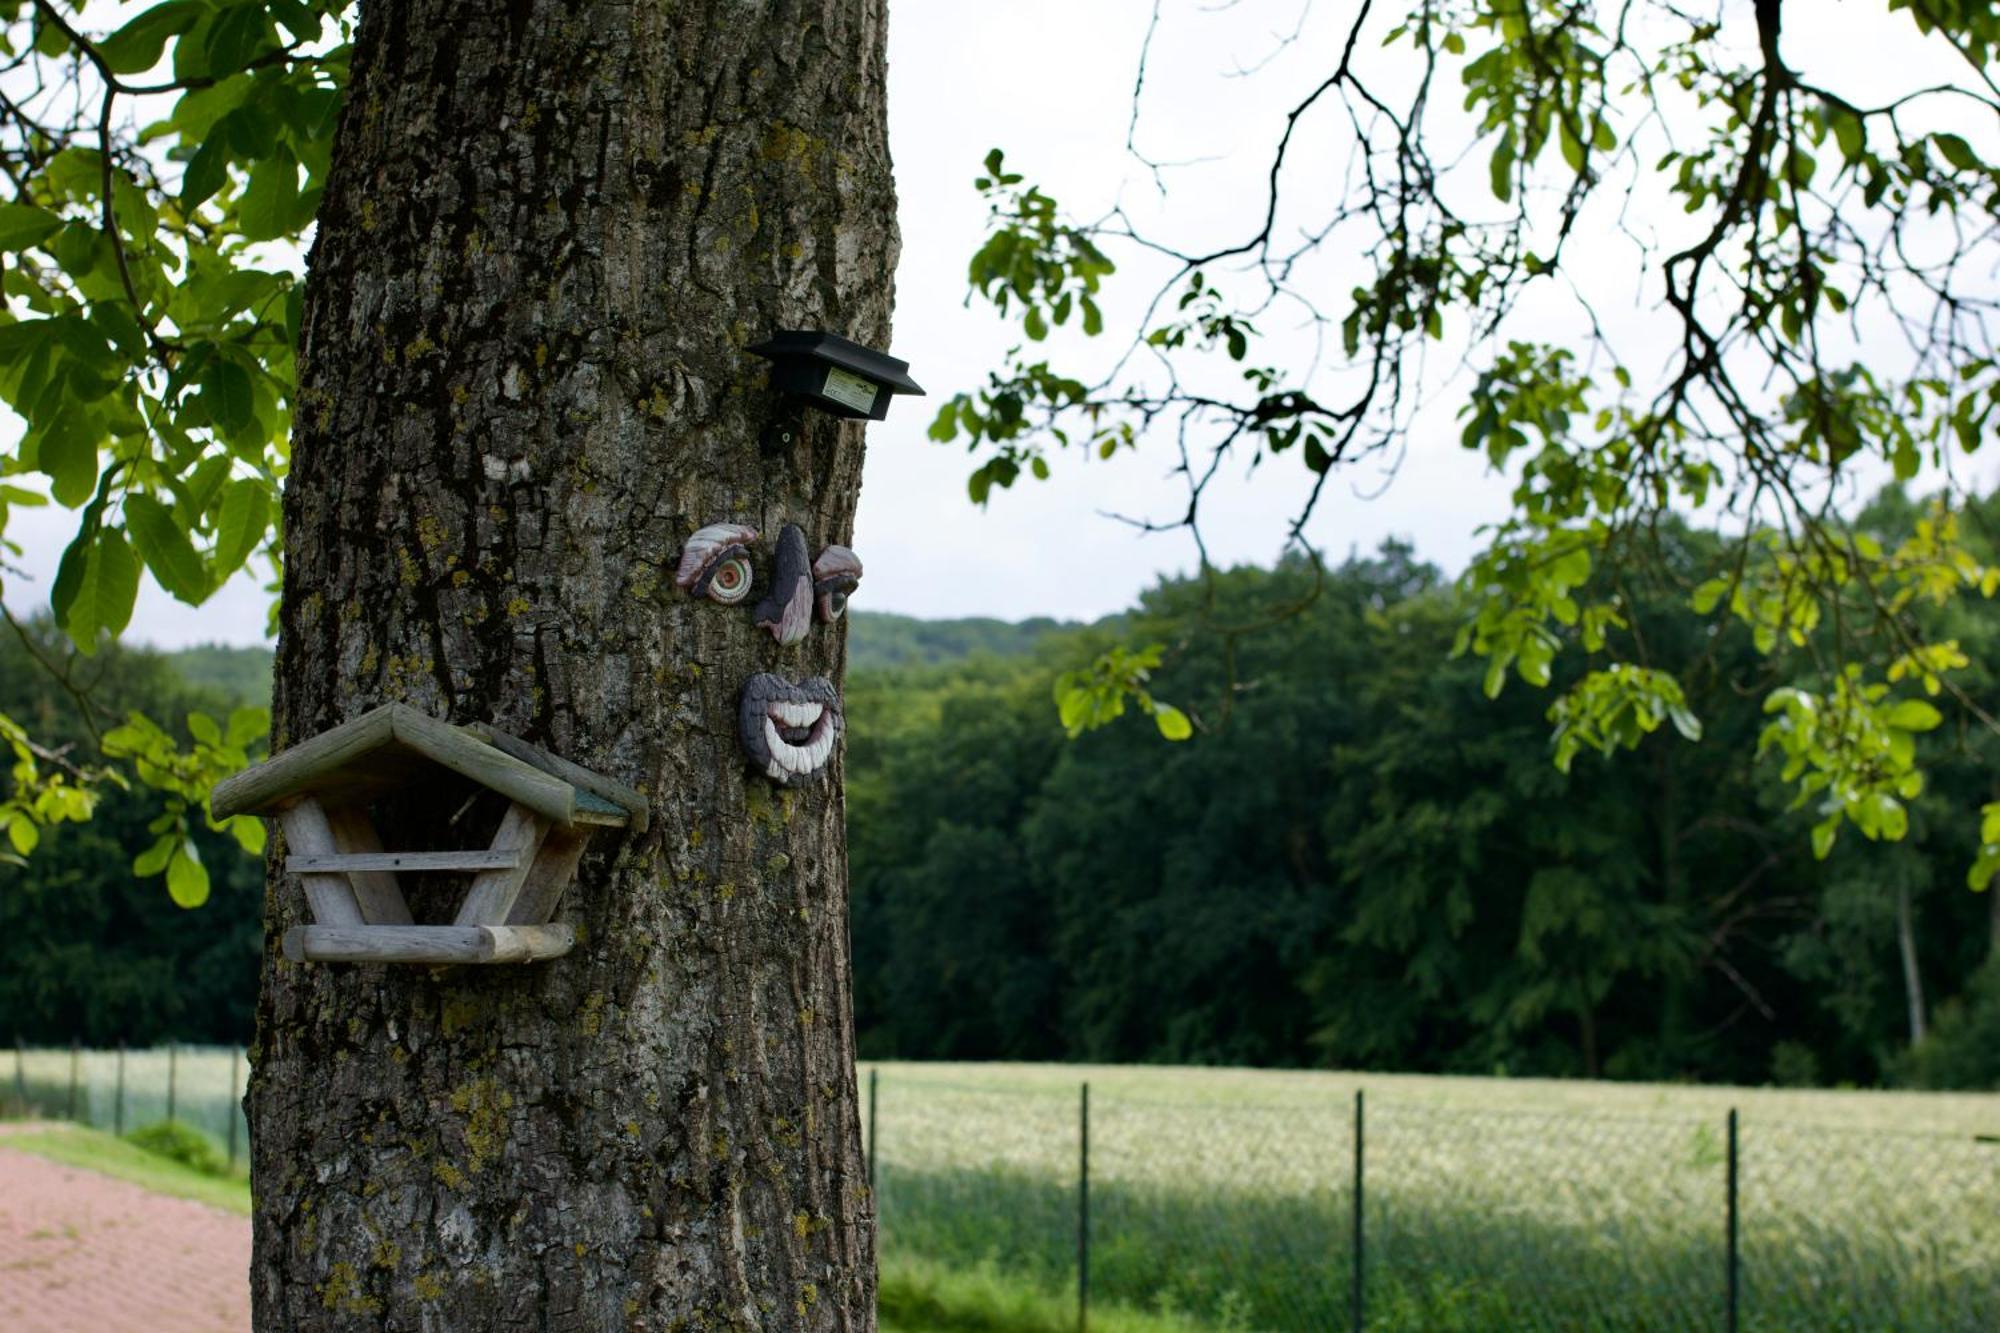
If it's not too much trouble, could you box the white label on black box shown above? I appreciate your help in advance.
[821,366,881,415]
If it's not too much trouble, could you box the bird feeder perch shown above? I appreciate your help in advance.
[750,330,924,423]
[209,704,647,966]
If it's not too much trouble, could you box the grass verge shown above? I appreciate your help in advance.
[879,1254,1216,1333]
[0,1122,250,1215]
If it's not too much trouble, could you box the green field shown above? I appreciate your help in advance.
[863,1062,2000,1331]
[11,1051,1999,1329]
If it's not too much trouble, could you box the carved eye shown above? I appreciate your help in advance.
[813,545,861,623]
[675,523,759,605]
[705,553,754,604]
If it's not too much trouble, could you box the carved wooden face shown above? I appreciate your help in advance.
[676,521,859,786]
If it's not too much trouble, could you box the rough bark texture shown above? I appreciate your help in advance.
[249,1,895,1327]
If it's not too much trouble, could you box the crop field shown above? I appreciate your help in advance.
[9,1050,1997,1329]
[862,1063,2000,1331]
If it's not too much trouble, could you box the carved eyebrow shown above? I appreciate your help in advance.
[752,523,813,645]
[812,545,861,623]
[675,523,760,604]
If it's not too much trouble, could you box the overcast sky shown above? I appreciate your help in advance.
[1,0,1990,648]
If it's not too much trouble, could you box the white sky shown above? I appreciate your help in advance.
[2,0,1993,647]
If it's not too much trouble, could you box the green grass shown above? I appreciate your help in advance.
[880,1255,1214,1332]
[1,1122,250,1215]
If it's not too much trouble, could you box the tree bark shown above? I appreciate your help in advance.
[248,1,895,1327]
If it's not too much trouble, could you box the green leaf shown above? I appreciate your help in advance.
[201,358,255,434]
[132,834,174,876]
[0,204,62,251]
[927,402,961,443]
[125,493,211,604]
[267,0,322,44]
[1810,820,1836,860]
[1558,121,1586,173]
[1968,849,2000,892]
[1883,699,1943,731]
[1057,687,1091,733]
[1489,133,1516,203]
[33,12,70,57]
[236,149,301,242]
[99,1,202,75]
[187,711,222,745]
[90,300,151,358]
[43,149,104,205]
[182,135,229,212]
[36,414,101,508]
[1829,107,1865,163]
[1934,133,1979,172]
[1152,704,1193,741]
[66,528,140,650]
[166,844,211,908]
[203,3,271,77]
[227,815,266,855]
[1871,794,1909,841]
[211,479,268,576]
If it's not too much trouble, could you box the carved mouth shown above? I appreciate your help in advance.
[739,674,843,786]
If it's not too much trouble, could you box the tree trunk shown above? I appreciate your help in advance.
[248,1,895,1327]
[1897,880,1927,1048]
[1990,857,2000,963]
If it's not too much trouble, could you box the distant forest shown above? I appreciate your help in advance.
[4,494,1999,1090]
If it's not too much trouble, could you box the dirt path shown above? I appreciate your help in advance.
[0,1127,250,1332]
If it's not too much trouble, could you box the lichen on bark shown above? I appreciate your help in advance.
[250,1,896,1327]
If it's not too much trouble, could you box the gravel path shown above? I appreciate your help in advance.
[0,1127,250,1332]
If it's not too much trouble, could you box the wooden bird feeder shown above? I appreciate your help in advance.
[209,704,647,967]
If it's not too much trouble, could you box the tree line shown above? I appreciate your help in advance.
[5,489,1998,1088]
[846,492,2000,1090]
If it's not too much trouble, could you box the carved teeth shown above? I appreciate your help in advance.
[739,672,843,787]
[763,716,830,778]
[771,701,823,728]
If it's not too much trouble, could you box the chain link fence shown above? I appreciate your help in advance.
[4,1041,248,1166]
[865,1069,2000,1331]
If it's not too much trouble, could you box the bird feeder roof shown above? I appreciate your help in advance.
[210,704,647,831]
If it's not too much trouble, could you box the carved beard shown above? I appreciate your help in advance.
[739,674,843,786]
[753,523,814,646]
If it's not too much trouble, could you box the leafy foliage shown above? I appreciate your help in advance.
[0,0,343,896]
[123,1117,230,1176]
[939,1,2000,884]
[0,623,262,1043]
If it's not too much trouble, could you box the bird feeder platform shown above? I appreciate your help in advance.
[210,704,647,966]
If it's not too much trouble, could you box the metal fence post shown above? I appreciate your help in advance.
[1726,1107,1739,1332]
[1078,1081,1090,1333]
[166,1042,178,1123]
[867,1067,878,1195]
[67,1039,79,1121]
[114,1041,126,1136]
[1353,1089,1366,1333]
[227,1047,242,1170]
